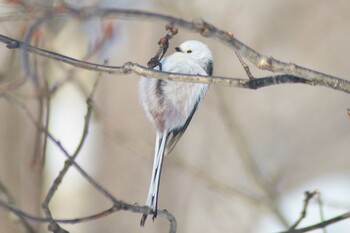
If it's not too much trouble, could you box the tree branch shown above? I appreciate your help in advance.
[278,211,350,233]
[1,5,346,92]
[41,75,100,233]
[289,191,317,230]
[0,198,176,230]
[0,8,349,93]
[0,92,177,233]
[0,180,37,233]
[0,33,340,93]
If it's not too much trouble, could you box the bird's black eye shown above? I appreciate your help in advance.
[187,50,192,53]
[175,47,181,52]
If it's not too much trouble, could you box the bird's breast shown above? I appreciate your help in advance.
[139,55,209,132]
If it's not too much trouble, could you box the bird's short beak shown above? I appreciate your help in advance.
[175,47,181,52]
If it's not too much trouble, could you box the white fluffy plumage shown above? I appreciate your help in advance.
[139,40,213,225]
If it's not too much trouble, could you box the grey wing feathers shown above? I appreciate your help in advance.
[165,101,199,155]
[206,60,213,76]
[165,60,213,155]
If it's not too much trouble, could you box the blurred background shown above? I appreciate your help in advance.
[0,0,349,232]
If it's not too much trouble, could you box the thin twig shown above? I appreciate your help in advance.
[278,211,350,233]
[48,20,117,95]
[41,73,101,232]
[20,13,50,82]
[315,191,327,233]
[147,24,178,69]
[41,79,51,165]
[235,51,254,80]
[1,92,117,201]
[170,157,261,205]
[31,62,44,169]
[214,89,289,227]
[0,92,177,233]
[0,180,37,233]
[289,191,317,230]
[0,198,176,227]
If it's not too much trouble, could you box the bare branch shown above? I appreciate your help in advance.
[315,191,327,233]
[41,75,100,232]
[278,211,350,233]
[235,51,254,80]
[0,180,37,233]
[289,191,318,230]
[0,29,349,93]
[1,6,346,92]
[214,89,289,227]
[0,198,176,231]
[0,92,177,233]
[0,34,316,90]
[147,24,178,69]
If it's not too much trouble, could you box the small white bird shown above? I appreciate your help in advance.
[139,40,213,224]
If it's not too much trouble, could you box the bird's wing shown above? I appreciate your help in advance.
[164,59,212,155]
[165,100,199,155]
[206,60,213,76]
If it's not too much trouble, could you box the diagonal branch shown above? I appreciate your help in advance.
[0,92,177,233]
[1,33,349,93]
[40,76,100,233]
[0,198,176,232]
[81,8,349,91]
[278,211,350,233]
[0,180,37,233]
[2,5,346,93]
[289,191,317,230]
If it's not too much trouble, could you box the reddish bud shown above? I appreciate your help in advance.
[102,20,115,39]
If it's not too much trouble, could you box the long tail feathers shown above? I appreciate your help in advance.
[141,132,168,226]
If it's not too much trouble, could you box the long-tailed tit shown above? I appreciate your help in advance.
[139,40,213,225]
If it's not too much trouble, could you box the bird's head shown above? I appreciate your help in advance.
[175,40,213,64]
